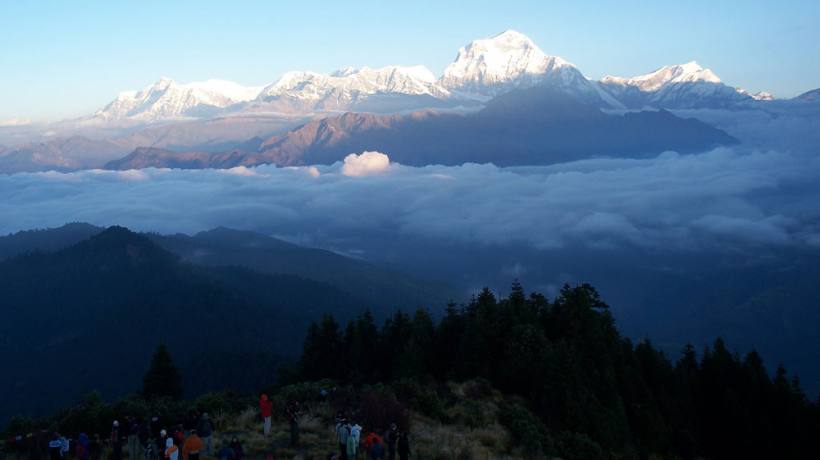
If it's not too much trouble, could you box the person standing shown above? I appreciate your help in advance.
[48,433,62,460]
[197,413,214,456]
[229,437,243,460]
[111,421,124,460]
[369,436,385,460]
[76,433,90,460]
[286,401,301,447]
[128,417,140,460]
[89,434,102,460]
[349,421,362,460]
[259,395,273,437]
[335,417,350,460]
[164,438,178,460]
[259,394,273,438]
[346,428,358,460]
[217,442,236,460]
[384,424,398,460]
[181,429,203,460]
[397,433,410,460]
[58,434,69,458]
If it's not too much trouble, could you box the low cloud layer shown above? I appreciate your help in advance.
[2,147,819,254]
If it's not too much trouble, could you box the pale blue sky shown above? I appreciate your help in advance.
[2,0,818,121]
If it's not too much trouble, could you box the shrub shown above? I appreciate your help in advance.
[462,378,495,400]
[359,386,409,431]
[452,400,486,429]
[497,402,552,456]
[556,431,605,460]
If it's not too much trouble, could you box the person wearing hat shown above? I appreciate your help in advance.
[111,421,124,460]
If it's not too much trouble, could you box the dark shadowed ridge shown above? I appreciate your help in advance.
[0,222,102,260]
[148,227,454,310]
[0,225,366,422]
[0,223,452,311]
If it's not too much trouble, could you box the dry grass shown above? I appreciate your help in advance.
[410,412,520,460]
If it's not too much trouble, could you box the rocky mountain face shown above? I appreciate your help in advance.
[107,86,737,170]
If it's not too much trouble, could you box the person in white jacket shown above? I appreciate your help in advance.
[165,437,179,460]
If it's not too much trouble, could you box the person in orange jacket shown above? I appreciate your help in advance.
[182,429,204,460]
[259,394,273,437]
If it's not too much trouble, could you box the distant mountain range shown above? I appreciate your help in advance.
[107,86,737,169]
[86,30,806,124]
[1,30,817,173]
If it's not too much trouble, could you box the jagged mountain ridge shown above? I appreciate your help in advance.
[106,86,737,170]
[89,30,773,124]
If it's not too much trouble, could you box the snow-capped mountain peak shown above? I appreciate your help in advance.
[87,31,776,123]
[601,61,721,92]
[93,78,262,122]
[439,30,601,101]
[256,65,444,104]
[736,89,774,101]
[598,61,754,108]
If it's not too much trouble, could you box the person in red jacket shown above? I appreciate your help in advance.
[259,394,273,437]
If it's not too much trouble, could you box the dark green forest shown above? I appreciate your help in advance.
[298,282,820,459]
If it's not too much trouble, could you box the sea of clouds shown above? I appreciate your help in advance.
[2,146,819,255]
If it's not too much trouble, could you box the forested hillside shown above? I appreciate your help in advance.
[297,283,820,458]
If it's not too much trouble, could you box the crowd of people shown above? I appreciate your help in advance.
[4,412,243,460]
[5,396,413,460]
[256,394,411,460]
[329,414,410,460]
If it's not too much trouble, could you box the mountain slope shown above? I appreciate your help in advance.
[0,227,363,419]
[795,88,820,102]
[108,86,736,169]
[0,224,451,312]
[0,136,130,173]
[148,227,451,311]
[0,223,100,260]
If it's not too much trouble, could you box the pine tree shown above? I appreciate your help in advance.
[141,344,183,400]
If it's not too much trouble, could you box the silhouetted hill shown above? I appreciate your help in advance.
[0,227,363,421]
[0,223,101,260]
[149,227,451,312]
[0,224,451,311]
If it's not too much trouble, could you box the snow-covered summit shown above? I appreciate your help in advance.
[256,65,445,105]
[94,78,262,122]
[439,29,594,98]
[599,61,754,108]
[601,61,721,92]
